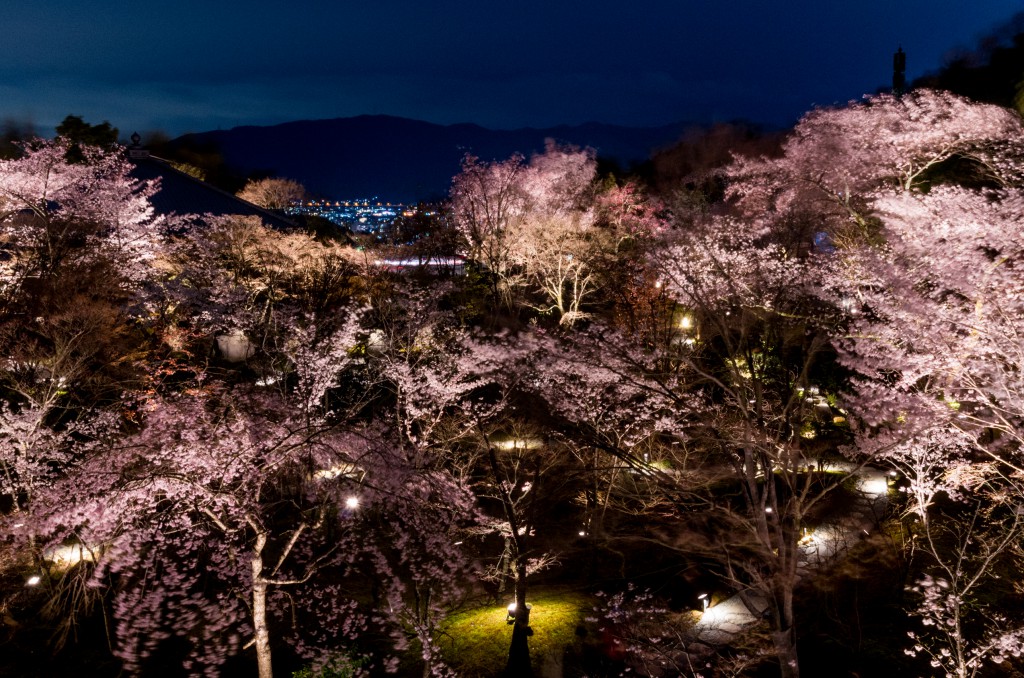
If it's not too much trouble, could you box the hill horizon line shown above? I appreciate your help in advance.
[162,115,773,203]
[166,113,736,140]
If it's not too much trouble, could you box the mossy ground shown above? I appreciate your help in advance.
[438,589,595,677]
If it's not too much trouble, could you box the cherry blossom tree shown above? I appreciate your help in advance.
[515,143,599,324]
[726,90,1024,252]
[0,138,162,518]
[451,143,611,324]
[519,202,855,677]
[820,186,1024,676]
[0,138,159,283]
[18,267,373,677]
[359,285,591,673]
[884,427,1024,678]
[450,152,530,308]
[825,186,1024,449]
[652,209,860,677]
[26,384,361,677]
[236,177,307,210]
[742,91,1024,674]
[778,90,1024,192]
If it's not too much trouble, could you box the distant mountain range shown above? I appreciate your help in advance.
[170,115,696,203]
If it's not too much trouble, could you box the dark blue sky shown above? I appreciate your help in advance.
[1,1,1020,138]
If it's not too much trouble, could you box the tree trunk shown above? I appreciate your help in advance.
[417,586,435,678]
[505,560,532,677]
[251,535,273,678]
[513,561,529,629]
[770,541,800,678]
[506,623,533,678]
[772,627,800,678]
[507,598,532,677]
[485,444,533,677]
[497,538,512,596]
[769,578,799,678]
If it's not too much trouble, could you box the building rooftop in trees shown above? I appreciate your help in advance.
[127,146,298,231]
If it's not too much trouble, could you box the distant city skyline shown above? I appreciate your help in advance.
[1,1,1020,138]
[293,199,409,235]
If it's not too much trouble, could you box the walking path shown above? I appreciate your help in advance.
[691,464,892,647]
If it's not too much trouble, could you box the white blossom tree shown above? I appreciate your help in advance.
[0,138,161,517]
[236,177,307,210]
[452,143,614,324]
[0,138,160,283]
[749,91,1024,675]
[450,151,530,307]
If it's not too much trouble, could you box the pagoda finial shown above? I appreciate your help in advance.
[893,46,907,96]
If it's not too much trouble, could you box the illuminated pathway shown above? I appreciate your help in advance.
[693,592,768,645]
[800,465,889,566]
[692,464,891,646]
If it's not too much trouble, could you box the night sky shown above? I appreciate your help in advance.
[2,1,1020,138]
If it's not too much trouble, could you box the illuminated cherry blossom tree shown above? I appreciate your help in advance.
[747,91,1024,675]
[822,186,1024,677]
[0,139,160,518]
[450,151,529,307]
[26,315,369,676]
[0,138,159,283]
[236,177,307,210]
[645,216,848,678]
[30,375,476,678]
[883,427,1024,678]
[452,143,617,324]
[726,90,1024,252]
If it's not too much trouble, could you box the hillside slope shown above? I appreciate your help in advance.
[171,115,695,202]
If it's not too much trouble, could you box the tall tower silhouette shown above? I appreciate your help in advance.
[893,47,906,96]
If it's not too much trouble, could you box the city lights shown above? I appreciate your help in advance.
[288,199,408,233]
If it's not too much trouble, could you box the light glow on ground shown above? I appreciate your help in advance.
[42,543,96,569]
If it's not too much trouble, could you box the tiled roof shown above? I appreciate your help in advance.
[129,153,298,231]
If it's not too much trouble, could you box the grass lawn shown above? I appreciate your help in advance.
[438,589,596,677]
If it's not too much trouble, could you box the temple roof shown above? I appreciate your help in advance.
[128,153,298,231]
